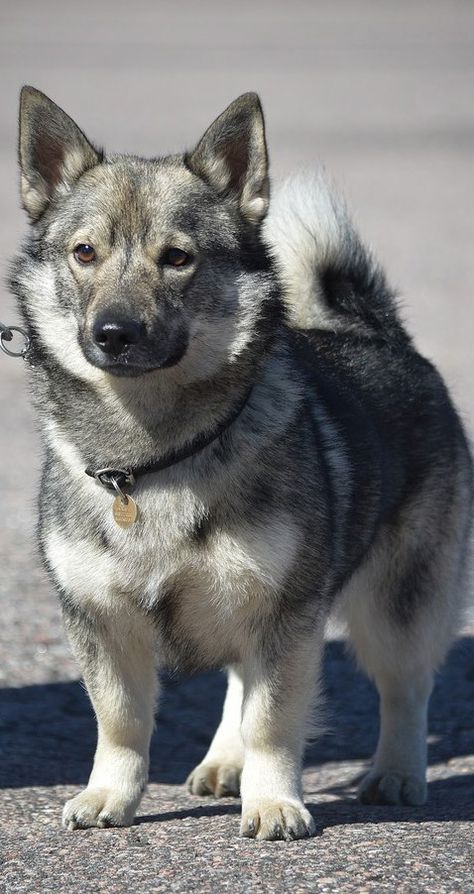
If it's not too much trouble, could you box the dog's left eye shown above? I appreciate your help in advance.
[162,247,191,268]
[74,244,96,264]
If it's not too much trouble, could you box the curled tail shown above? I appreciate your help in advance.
[264,170,406,340]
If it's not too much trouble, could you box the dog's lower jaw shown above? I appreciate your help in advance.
[82,354,170,378]
[79,330,188,378]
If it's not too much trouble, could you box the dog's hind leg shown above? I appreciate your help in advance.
[349,615,433,807]
[341,490,470,806]
[61,603,157,829]
[187,665,245,797]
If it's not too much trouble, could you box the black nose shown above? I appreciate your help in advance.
[92,317,146,356]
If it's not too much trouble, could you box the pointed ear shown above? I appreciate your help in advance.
[186,93,269,224]
[18,86,102,221]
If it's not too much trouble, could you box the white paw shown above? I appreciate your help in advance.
[187,761,242,797]
[358,771,427,806]
[62,787,139,830]
[240,798,315,841]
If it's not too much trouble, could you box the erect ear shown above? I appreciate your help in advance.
[18,86,102,221]
[186,93,269,224]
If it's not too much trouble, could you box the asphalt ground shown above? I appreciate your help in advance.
[0,2,473,892]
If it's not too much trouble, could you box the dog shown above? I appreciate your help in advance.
[10,86,472,841]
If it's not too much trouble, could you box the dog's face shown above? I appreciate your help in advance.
[15,88,273,383]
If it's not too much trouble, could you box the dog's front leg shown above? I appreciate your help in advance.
[61,604,157,830]
[239,629,322,841]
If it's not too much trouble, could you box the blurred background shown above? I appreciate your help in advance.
[0,0,473,678]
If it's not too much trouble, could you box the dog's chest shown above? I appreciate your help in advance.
[46,474,300,664]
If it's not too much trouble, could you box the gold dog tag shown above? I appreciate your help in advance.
[112,495,138,528]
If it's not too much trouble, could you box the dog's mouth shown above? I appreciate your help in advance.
[89,357,163,377]
[79,323,188,377]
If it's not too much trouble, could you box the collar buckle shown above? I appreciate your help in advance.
[86,467,136,494]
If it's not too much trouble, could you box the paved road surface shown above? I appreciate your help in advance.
[0,2,473,892]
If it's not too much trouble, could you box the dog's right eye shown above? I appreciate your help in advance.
[74,244,96,264]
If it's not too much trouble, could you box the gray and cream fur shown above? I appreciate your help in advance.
[10,87,472,840]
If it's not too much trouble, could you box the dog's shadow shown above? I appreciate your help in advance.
[132,771,474,833]
[1,638,473,827]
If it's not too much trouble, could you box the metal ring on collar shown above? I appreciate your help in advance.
[89,467,135,494]
[0,324,31,358]
[109,475,129,505]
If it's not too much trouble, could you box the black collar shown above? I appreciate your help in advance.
[85,386,253,495]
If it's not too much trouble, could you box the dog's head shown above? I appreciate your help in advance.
[14,87,276,383]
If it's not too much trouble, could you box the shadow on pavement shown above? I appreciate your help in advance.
[1,638,473,822]
[133,773,474,832]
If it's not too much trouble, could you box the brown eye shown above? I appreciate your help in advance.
[162,247,191,268]
[74,243,96,264]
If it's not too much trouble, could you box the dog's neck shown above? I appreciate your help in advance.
[33,337,271,472]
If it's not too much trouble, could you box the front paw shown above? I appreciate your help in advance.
[62,787,139,830]
[187,761,242,797]
[240,798,315,841]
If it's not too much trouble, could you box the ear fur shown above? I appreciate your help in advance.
[186,93,269,223]
[19,86,102,220]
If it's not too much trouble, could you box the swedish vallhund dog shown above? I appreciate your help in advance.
[10,86,472,840]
